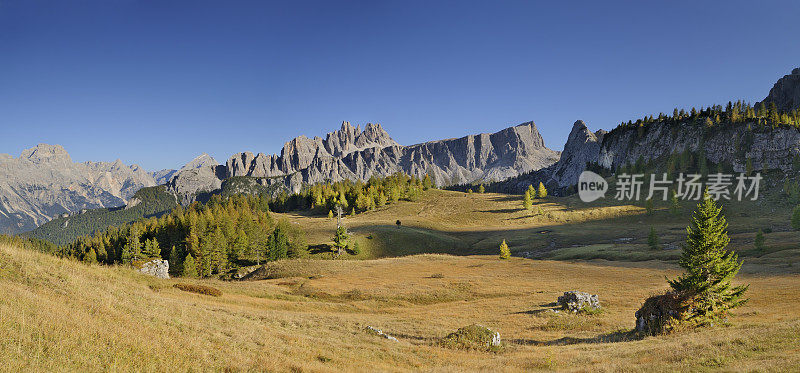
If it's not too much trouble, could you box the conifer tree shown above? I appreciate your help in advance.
[168,246,182,276]
[754,229,765,251]
[668,191,748,323]
[478,184,485,193]
[646,198,654,215]
[499,239,510,260]
[527,184,536,199]
[332,225,349,256]
[84,248,98,263]
[536,182,548,199]
[648,226,659,250]
[523,190,533,210]
[182,253,198,277]
[328,210,334,219]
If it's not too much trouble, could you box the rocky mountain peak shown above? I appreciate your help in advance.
[180,153,219,171]
[549,120,603,187]
[21,144,72,164]
[762,67,800,112]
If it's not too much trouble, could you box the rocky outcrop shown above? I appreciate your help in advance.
[169,121,560,199]
[151,169,177,185]
[762,67,800,112]
[557,291,601,313]
[137,259,170,279]
[166,154,224,203]
[0,144,157,234]
[549,120,605,188]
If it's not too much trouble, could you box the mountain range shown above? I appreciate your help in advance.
[4,67,800,235]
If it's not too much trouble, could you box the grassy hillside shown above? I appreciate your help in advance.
[1,242,798,371]
[28,186,179,245]
[279,188,800,273]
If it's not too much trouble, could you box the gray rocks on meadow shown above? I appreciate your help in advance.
[365,326,398,342]
[557,291,601,312]
[137,258,170,279]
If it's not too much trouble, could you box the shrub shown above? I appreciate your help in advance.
[439,324,502,352]
[174,283,223,297]
[635,290,695,336]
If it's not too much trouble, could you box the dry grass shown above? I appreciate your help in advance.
[2,243,799,371]
[173,283,223,297]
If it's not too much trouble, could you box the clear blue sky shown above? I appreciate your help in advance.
[2,0,799,171]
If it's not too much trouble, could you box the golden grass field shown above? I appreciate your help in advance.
[2,189,800,371]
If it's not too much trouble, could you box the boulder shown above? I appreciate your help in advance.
[557,291,600,312]
[138,259,170,279]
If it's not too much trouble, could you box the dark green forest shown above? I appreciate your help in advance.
[28,185,180,245]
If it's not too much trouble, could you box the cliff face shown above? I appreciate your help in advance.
[598,120,800,173]
[167,121,560,199]
[0,144,156,233]
[762,68,800,112]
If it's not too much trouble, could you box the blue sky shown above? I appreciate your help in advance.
[2,0,799,171]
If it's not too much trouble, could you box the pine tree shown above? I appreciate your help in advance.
[536,182,547,199]
[122,227,141,264]
[499,239,510,260]
[745,158,753,176]
[523,190,533,210]
[328,210,334,219]
[351,240,361,255]
[754,229,765,252]
[142,238,161,259]
[182,253,198,277]
[646,198,654,215]
[648,227,659,250]
[478,184,485,193]
[527,184,536,199]
[668,191,748,323]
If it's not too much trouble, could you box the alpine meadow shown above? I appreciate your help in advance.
[2,1,800,372]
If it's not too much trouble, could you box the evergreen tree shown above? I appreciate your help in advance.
[328,210,334,219]
[182,253,198,277]
[168,246,182,276]
[527,184,536,199]
[668,192,748,323]
[267,224,289,261]
[499,239,510,260]
[478,184,485,193]
[332,225,349,256]
[745,158,753,176]
[350,240,361,255]
[523,190,533,210]
[754,229,765,252]
[646,198,654,215]
[648,227,659,250]
[122,227,140,264]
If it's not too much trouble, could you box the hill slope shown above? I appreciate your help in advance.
[2,243,799,371]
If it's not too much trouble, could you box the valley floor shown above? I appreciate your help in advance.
[2,243,799,372]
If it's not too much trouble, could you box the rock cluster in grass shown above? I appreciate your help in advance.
[439,324,501,352]
[138,259,170,279]
[365,326,398,342]
[557,291,600,313]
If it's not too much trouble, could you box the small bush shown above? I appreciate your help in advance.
[429,273,444,279]
[174,283,223,297]
[439,324,502,352]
